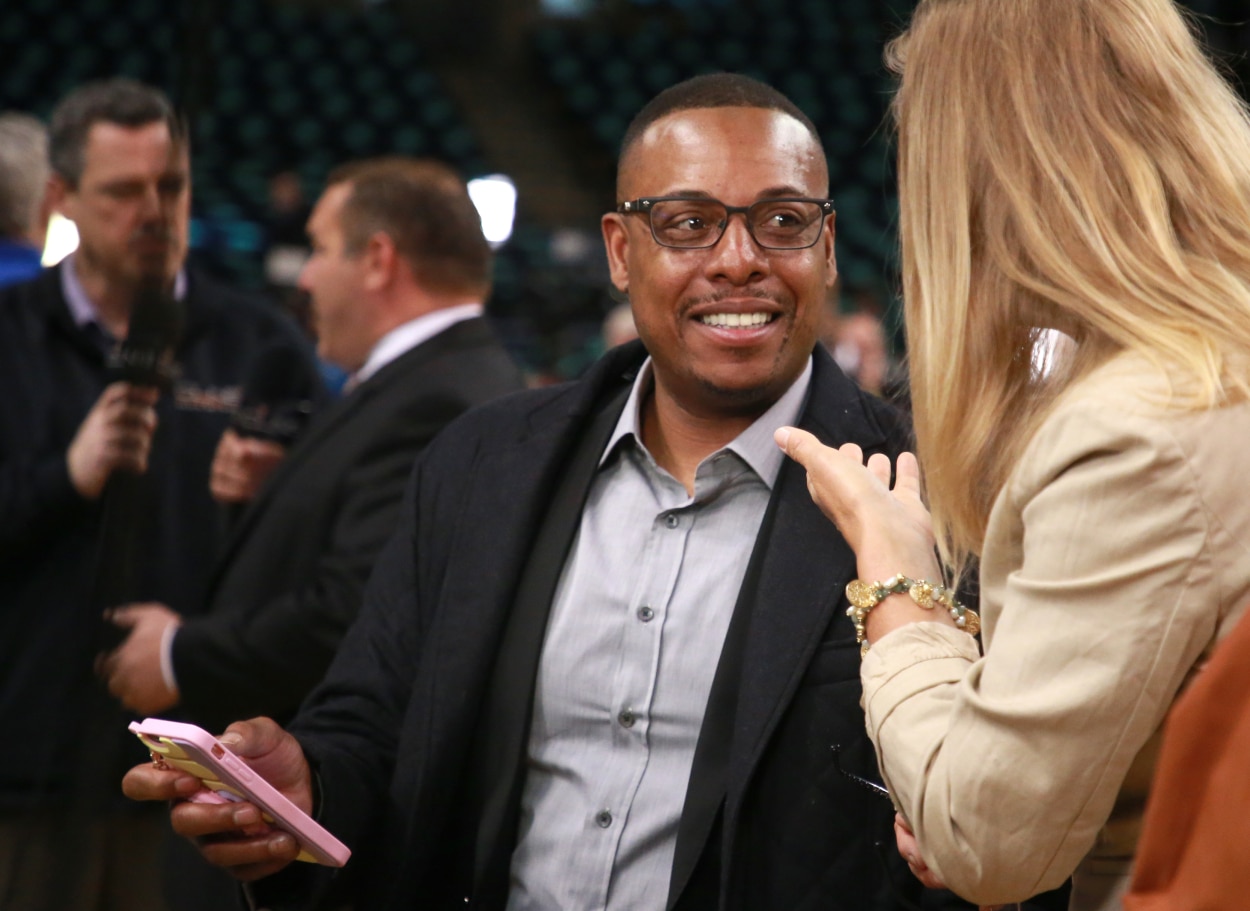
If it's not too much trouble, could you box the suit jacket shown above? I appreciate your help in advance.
[272,341,964,911]
[172,316,525,733]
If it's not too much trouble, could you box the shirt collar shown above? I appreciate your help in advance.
[350,302,483,387]
[60,253,188,330]
[600,354,813,490]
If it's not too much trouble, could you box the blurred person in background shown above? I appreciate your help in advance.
[778,1,1250,908]
[600,298,638,350]
[103,154,524,911]
[0,111,51,287]
[824,304,891,397]
[0,77,319,911]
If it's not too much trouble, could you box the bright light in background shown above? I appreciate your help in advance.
[467,174,517,247]
[42,213,79,266]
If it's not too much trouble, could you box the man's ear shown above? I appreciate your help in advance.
[823,210,838,290]
[361,231,396,292]
[46,174,73,221]
[601,212,631,295]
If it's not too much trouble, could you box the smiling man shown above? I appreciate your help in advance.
[123,74,949,911]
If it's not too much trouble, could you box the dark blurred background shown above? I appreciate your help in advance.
[3,0,1246,381]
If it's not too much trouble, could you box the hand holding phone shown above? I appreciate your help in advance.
[129,717,350,867]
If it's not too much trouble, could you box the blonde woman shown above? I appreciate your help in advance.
[776,1,1250,909]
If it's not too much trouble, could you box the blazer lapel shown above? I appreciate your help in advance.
[207,383,369,585]
[668,352,892,907]
[206,324,473,589]
[725,358,893,844]
[395,345,645,900]
[466,384,632,903]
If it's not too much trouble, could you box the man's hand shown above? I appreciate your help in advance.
[210,428,287,504]
[100,602,181,714]
[67,381,160,499]
[121,717,313,882]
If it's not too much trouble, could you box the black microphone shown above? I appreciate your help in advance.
[93,284,184,652]
[230,343,318,447]
[105,283,185,390]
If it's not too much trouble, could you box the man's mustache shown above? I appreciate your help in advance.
[130,224,176,244]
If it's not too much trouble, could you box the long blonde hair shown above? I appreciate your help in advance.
[891,0,1250,574]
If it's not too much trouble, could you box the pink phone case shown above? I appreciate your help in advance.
[129,717,350,867]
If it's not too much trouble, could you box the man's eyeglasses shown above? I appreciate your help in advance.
[617,196,835,250]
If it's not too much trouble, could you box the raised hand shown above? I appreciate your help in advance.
[774,426,939,583]
[67,381,160,499]
[209,427,287,505]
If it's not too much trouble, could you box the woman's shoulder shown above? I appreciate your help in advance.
[1013,351,1250,496]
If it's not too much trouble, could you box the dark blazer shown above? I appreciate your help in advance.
[172,316,525,733]
[273,341,964,911]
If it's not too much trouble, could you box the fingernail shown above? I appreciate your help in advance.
[233,806,260,826]
[218,733,242,748]
[774,427,791,448]
[174,776,199,795]
[270,833,296,856]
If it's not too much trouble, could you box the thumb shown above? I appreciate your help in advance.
[774,425,822,467]
[107,606,139,629]
[218,717,282,758]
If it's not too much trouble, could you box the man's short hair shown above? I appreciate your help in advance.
[617,72,824,191]
[0,112,49,240]
[327,157,492,297]
[48,77,186,187]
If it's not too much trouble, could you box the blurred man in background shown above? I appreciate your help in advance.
[103,153,524,911]
[0,77,318,911]
[104,155,523,730]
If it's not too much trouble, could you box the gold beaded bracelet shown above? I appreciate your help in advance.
[846,574,981,656]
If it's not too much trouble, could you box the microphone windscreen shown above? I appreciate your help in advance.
[239,343,319,409]
[232,343,318,445]
[108,285,185,388]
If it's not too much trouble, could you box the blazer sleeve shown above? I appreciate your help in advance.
[253,458,434,910]
[0,287,95,571]
[171,403,446,727]
[859,394,1228,904]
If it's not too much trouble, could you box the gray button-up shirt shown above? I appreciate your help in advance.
[507,356,813,910]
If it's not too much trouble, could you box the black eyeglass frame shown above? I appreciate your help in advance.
[617,196,836,250]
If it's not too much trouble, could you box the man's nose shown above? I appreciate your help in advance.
[705,212,768,283]
[137,183,164,220]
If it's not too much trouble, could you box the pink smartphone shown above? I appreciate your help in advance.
[129,717,350,867]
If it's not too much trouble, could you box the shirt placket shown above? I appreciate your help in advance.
[590,473,692,908]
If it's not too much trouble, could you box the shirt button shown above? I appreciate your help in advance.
[665,514,679,528]
[618,708,636,728]
[596,809,613,828]
[637,605,655,622]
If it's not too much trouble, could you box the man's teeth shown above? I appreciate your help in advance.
[699,312,772,328]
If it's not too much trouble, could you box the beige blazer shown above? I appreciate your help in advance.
[860,352,1250,910]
